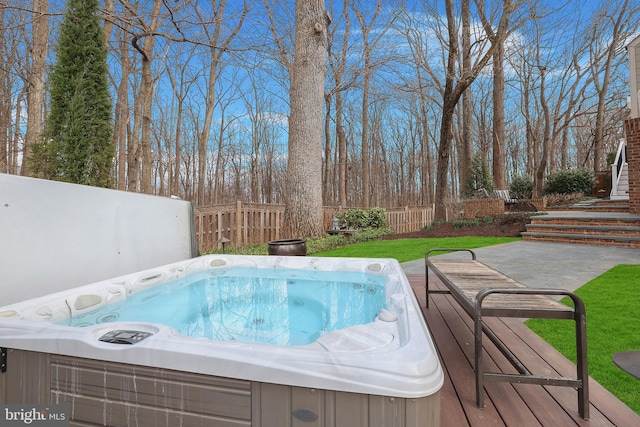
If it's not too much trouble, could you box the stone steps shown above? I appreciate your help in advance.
[522,210,640,248]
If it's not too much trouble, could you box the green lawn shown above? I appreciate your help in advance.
[527,264,640,414]
[313,236,520,263]
[316,238,640,415]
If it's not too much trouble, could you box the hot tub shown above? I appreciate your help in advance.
[0,255,443,426]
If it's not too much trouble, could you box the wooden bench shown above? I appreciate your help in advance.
[425,248,589,420]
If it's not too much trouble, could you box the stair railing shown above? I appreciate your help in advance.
[611,139,627,198]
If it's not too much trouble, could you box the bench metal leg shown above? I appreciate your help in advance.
[575,298,590,420]
[425,265,430,309]
[472,291,590,420]
[474,310,485,409]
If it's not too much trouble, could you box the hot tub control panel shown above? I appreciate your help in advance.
[98,330,153,345]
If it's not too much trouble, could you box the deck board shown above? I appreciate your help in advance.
[406,273,640,427]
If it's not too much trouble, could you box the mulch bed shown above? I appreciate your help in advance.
[383,213,531,240]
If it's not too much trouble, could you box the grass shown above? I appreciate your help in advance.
[526,264,640,414]
[313,236,520,262]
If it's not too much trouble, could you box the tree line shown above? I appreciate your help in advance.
[1,0,638,225]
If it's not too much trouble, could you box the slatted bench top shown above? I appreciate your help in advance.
[428,258,572,314]
[425,249,579,320]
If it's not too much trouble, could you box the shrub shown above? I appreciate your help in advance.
[347,227,394,243]
[544,192,585,207]
[336,207,388,229]
[510,174,533,199]
[424,220,447,230]
[543,168,596,195]
[306,234,348,253]
[453,218,480,228]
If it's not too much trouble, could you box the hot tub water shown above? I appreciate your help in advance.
[58,267,386,346]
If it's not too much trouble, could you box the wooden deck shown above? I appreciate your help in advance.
[407,273,640,427]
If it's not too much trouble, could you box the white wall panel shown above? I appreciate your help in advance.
[1,174,196,305]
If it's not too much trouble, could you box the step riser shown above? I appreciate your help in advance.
[529,219,640,227]
[547,207,629,213]
[522,234,640,248]
[526,227,640,237]
[570,207,630,213]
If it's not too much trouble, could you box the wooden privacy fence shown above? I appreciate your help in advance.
[195,202,282,253]
[386,206,434,233]
[194,202,435,252]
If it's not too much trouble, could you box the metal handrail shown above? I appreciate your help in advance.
[611,139,627,198]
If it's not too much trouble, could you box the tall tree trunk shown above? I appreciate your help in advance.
[128,70,143,191]
[114,25,130,190]
[102,0,114,48]
[213,120,225,203]
[327,0,350,207]
[173,91,184,197]
[13,89,26,173]
[139,49,155,194]
[283,0,329,238]
[434,0,461,221]
[197,57,218,204]
[129,0,162,193]
[534,67,551,198]
[478,0,509,190]
[336,90,347,206]
[492,39,507,189]
[23,0,48,176]
[460,0,472,191]
[361,58,371,208]
[323,94,332,203]
[352,1,384,208]
[0,5,8,173]
[592,0,629,172]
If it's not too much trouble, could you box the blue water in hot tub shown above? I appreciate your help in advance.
[59,268,386,346]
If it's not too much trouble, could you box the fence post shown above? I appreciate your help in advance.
[236,201,242,246]
[197,211,203,250]
[217,211,223,248]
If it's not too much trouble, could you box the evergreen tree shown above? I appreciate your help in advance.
[30,0,114,187]
[463,154,494,197]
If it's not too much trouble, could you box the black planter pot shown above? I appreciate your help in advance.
[267,238,307,256]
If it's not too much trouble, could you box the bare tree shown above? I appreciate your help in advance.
[0,4,18,173]
[509,4,593,196]
[434,0,524,220]
[325,0,353,206]
[22,0,48,176]
[477,2,508,190]
[123,0,164,193]
[396,9,441,205]
[111,10,132,190]
[459,0,473,190]
[283,0,330,237]
[164,42,199,198]
[587,0,636,172]
[351,0,393,208]
[194,0,249,205]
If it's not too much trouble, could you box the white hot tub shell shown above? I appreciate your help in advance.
[0,255,443,427]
